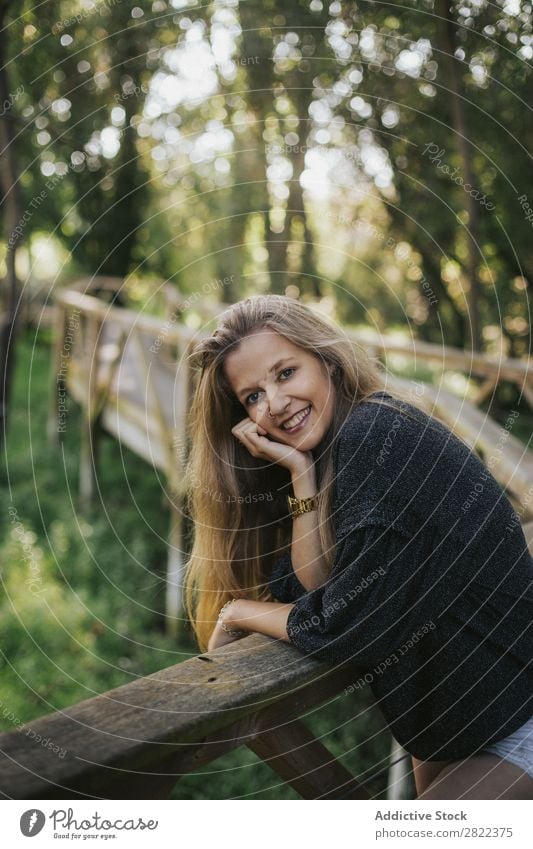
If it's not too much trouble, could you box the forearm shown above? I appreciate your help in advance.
[289,463,330,590]
[227,599,295,642]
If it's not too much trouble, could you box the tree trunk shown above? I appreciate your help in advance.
[435,0,482,351]
[286,143,320,298]
[0,0,22,448]
[387,205,467,346]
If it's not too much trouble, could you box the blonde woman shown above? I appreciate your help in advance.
[184,294,533,800]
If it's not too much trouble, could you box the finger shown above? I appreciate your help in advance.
[232,417,252,433]
[233,421,265,441]
[233,427,261,457]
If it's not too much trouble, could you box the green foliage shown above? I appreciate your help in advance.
[3,0,530,354]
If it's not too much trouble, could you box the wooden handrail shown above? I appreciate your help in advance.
[0,634,373,800]
[354,331,533,385]
[2,521,530,800]
[55,290,200,345]
[55,288,533,387]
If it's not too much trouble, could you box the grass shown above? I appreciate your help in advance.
[0,328,392,799]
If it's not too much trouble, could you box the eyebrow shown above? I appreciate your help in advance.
[237,358,293,400]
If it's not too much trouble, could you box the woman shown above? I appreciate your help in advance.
[184,294,533,800]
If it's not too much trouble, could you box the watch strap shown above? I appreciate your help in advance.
[287,494,318,518]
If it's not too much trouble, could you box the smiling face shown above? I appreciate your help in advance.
[223,329,336,451]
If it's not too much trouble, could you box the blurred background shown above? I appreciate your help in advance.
[1,0,532,799]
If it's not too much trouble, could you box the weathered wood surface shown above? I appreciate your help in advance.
[247,716,370,800]
[0,634,371,800]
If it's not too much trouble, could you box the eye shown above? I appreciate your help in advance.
[280,367,295,380]
[244,368,295,406]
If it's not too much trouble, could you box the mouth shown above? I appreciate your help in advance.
[281,405,312,433]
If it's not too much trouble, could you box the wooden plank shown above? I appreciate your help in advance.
[0,634,367,799]
[100,401,169,471]
[93,329,128,420]
[79,314,101,508]
[247,716,370,799]
[473,377,498,407]
[166,504,185,636]
[131,327,176,481]
[66,360,177,473]
[46,301,66,444]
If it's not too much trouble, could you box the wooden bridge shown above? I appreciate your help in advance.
[44,278,533,632]
[46,277,533,633]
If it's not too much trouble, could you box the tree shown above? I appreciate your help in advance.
[0,0,24,447]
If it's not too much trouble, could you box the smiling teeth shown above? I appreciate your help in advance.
[282,406,311,429]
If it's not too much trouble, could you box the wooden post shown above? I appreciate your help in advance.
[79,314,101,510]
[522,385,533,412]
[166,503,184,639]
[164,342,193,636]
[247,717,370,799]
[131,327,188,632]
[474,377,498,407]
[386,737,414,800]
[47,302,66,445]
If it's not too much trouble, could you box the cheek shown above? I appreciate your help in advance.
[310,375,329,399]
[254,406,270,424]
[315,380,334,412]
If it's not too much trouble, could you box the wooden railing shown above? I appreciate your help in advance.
[358,332,533,408]
[47,288,201,632]
[2,523,532,801]
[0,634,385,800]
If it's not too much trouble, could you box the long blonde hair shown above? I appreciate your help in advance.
[183,295,437,651]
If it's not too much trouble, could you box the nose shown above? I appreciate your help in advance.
[259,384,289,419]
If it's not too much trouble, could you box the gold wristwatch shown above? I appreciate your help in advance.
[287,494,318,518]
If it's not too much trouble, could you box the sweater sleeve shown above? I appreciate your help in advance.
[285,519,439,667]
[268,549,308,603]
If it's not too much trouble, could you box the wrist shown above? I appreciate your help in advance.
[219,599,246,636]
[291,465,317,499]
[223,599,249,633]
[290,455,315,477]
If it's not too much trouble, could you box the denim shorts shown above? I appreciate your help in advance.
[482,713,533,778]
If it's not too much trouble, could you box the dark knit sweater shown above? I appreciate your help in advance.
[269,391,533,761]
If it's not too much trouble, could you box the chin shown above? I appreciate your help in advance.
[295,432,322,452]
